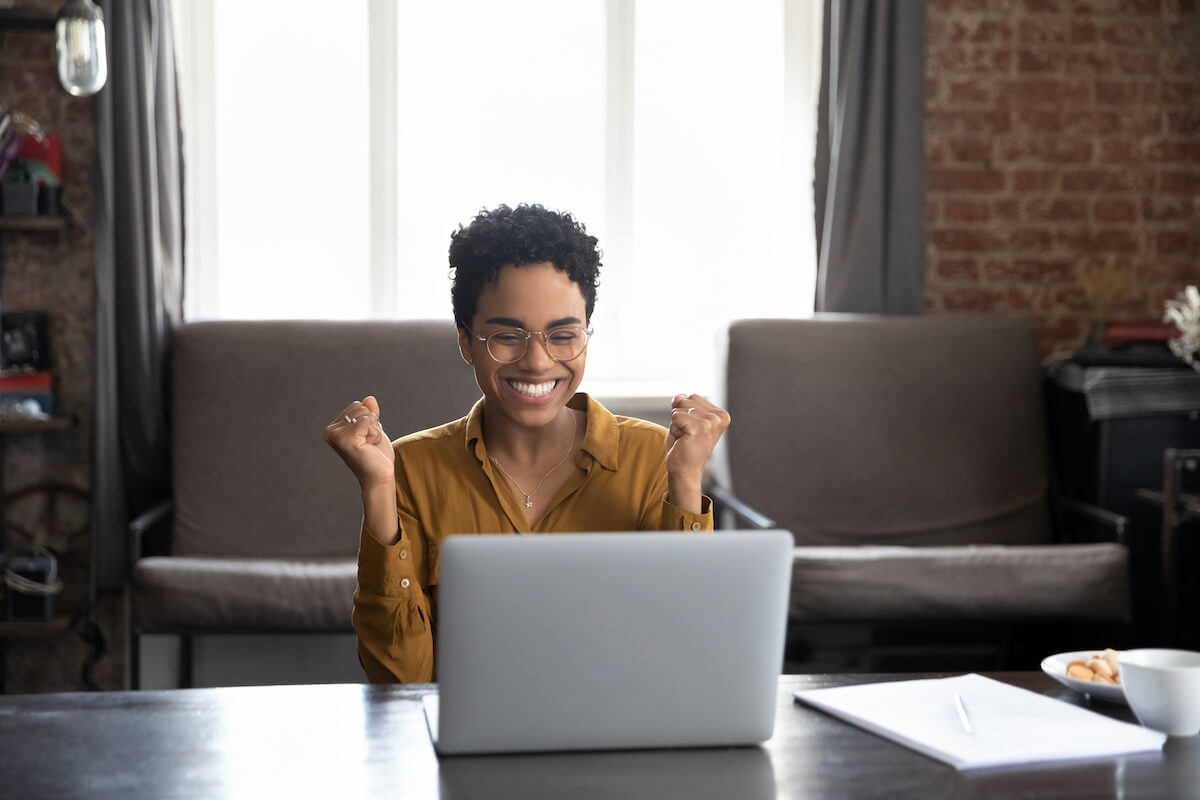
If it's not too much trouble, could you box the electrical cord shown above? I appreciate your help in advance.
[3,544,64,596]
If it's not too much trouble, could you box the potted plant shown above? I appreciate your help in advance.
[1164,286,1200,373]
[0,105,46,217]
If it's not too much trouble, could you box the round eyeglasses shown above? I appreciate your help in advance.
[471,325,593,364]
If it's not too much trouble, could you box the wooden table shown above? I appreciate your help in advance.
[0,673,1194,798]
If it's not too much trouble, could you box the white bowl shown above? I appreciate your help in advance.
[1040,650,1127,705]
[1119,648,1200,737]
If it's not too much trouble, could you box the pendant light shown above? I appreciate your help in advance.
[55,0,107,97]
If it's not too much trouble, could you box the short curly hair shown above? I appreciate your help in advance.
[449,203,602,330]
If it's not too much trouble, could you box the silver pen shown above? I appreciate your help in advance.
[953,693,973,734]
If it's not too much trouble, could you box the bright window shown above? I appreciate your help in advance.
[390,0,607,323]
[174,0,822,396]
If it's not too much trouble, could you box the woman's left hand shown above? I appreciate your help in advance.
[664,393,731,486]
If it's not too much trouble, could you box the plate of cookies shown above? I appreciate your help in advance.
[1040,648,1127,705]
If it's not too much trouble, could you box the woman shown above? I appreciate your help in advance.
[324,204,730,683]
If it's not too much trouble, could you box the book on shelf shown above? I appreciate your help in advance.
[1100,319,1178,347]
[0,370,54,414]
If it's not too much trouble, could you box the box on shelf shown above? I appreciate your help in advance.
[1,182,39,217]
[0,370,55,414]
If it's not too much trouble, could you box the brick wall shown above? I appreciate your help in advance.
[1,0,110,691]
[925,0,1200,356]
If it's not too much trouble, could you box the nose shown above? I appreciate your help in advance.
[519,332,556,369]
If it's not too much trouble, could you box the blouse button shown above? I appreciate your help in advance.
[690,522,702,531]
[400,578,411,589]
[399,549,408,560]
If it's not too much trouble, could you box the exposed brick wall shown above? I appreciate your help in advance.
[925,0,1200,356]
[0,0,115,692]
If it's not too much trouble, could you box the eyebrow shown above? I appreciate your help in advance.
[485,316,582,329]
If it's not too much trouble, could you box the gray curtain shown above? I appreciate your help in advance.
[814,0,925,313]
[92,0,184,589]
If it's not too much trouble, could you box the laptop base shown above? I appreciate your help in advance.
[422,694,440,750]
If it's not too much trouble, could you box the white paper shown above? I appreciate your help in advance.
[793,673,1166,771]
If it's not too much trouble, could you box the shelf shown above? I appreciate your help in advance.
[0,216,66,233]
[0,615,72,640]
[0,415,73,435]
[0,6,57,31]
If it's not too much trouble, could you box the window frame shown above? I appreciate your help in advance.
[173,0,822,398]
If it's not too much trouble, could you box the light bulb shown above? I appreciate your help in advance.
[55,0,107,97]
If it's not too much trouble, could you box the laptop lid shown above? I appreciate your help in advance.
[427,530,792,755]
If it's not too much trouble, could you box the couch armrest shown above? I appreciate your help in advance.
[129,499,173,564]
[1056,496,1130,546]
[708,484,776,530]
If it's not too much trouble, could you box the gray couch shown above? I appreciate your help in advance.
[129,320,481,687]
[712,313,1131,669]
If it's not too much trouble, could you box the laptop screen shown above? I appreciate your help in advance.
[429,530,793,755]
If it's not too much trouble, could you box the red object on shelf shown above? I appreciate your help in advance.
[1100,319,1179,348]
[16,133,62,182]
[0,370,55,413]
[0,371,53,391]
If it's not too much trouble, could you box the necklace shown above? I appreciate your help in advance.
[489,412,578,509]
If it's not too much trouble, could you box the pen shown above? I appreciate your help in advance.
[953,693,973,734]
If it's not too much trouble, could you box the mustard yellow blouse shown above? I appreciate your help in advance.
[353,392,714,683]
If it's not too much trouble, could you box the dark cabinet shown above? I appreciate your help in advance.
[1045,361,1200,645]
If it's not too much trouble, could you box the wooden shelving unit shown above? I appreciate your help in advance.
[0,216,67,233]
[0,615,73,639]
[0,415,74,435]
[0,2,91,693]
[0,6,57,31]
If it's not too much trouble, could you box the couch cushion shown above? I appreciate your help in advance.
[133,557,356,632]
[725,315,1054,547]
[171,320,481,559]
[788,543,1129,622]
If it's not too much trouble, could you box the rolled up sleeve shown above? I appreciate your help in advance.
[352,511,435,683]
[659,491,714,531]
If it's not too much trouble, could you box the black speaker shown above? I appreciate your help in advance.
[1,311,50,373]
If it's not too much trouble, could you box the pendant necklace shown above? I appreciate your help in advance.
[489,412,578,509]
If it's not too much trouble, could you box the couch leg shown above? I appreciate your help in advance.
[999,624,1015,670]
[129,631,140,690]
[126,583,139,690]
[180,634,194,689]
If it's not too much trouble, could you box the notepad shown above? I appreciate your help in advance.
[793,673,1166,771]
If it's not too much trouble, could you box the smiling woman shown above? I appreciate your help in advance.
[322,203,731,684]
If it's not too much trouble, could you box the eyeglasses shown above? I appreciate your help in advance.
[471,325,593,364]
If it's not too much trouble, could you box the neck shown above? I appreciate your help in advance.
[483,405,578,468]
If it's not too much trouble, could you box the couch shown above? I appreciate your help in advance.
[128,320,481,687]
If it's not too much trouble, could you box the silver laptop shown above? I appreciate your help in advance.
[424,530,793,755]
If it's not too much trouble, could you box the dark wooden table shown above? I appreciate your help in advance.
[0,673,1194,798]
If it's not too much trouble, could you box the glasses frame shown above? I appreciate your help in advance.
[470,325,594,364]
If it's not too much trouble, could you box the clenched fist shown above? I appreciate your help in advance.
[323,395,395,492]
[664,393,731,514]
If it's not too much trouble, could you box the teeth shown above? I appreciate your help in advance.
[509,379,557,397]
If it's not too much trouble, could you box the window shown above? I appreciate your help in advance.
[388,0,607,325]
[174,0,822,396]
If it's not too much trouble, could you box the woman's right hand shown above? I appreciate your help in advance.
[323,395,396,490]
